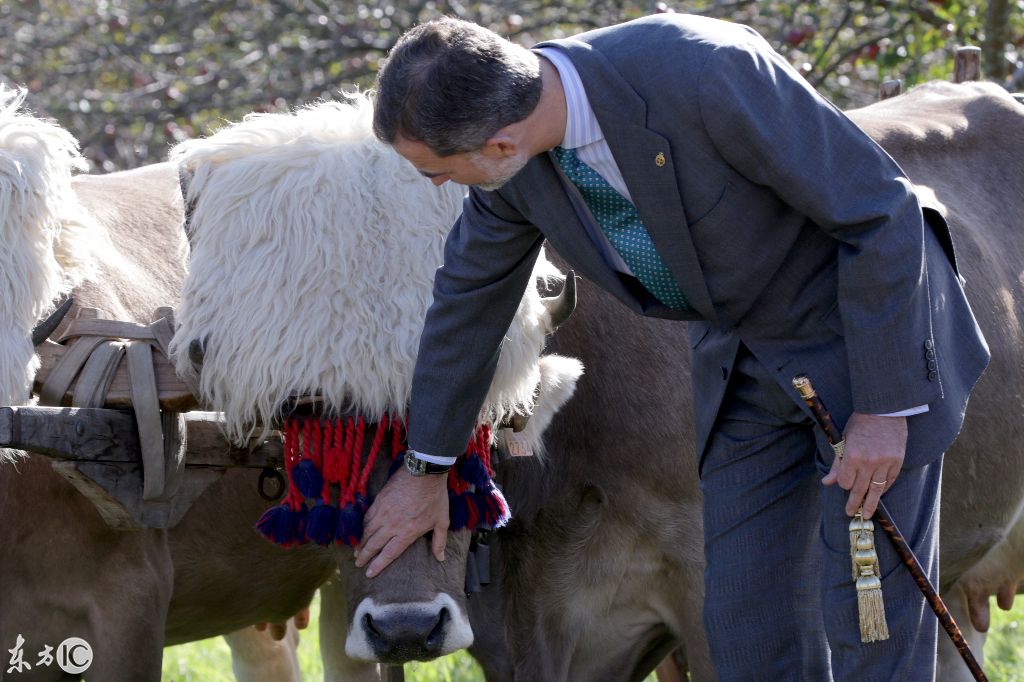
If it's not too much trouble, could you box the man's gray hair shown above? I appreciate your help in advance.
[373,17,543,156]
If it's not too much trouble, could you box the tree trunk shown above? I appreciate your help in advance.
[983,0,1011,81]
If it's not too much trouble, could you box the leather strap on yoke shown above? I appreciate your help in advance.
[37,307,191,501]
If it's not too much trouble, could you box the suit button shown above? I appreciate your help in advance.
[925,349,936,360]
[928,370,938,381]
[924,339,935,350]
[927,360,937,370]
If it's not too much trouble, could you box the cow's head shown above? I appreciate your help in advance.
[168,94,583,662]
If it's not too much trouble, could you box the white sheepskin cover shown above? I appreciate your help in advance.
[170,93,568,443]
[0,86,98,411]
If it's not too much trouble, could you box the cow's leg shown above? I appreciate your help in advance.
[319,576,382,682]
[936,582,986,682]
[225,622,301,682]
[699,348,828,681]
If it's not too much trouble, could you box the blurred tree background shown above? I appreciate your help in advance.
[0,0,1021,172]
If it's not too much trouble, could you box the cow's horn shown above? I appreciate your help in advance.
[31,296,75,346]
[542,270,577,333]
[188,338,205,372]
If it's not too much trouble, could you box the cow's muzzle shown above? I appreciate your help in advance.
[363,606,449,661]
[346,594,474,663]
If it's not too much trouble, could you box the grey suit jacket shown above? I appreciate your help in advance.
[407,14,989,468]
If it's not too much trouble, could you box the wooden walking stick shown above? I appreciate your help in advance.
[791,374,988,682]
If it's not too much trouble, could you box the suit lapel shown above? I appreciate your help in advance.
[534,38,717,322]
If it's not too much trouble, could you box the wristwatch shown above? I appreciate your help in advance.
[404,450,452,476]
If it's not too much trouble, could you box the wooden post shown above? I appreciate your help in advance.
[879,79,902,100]
[954,46,981,83]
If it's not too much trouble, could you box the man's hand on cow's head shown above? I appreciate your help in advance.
[356,466,450,578]
[822,412,907,518]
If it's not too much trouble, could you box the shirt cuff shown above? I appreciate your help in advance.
[874,404,929,417]
[407,449,458,466]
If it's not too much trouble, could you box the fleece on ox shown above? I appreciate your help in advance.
[169,93,571,445]
[0,87,98,415]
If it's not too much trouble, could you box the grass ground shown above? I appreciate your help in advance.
[162,592,1024,681]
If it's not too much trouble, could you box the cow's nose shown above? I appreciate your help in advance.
[362,607,450,661]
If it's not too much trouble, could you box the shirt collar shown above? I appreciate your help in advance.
[535,47,603,150]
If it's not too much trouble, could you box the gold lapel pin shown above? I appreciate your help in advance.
[655,152,666,167]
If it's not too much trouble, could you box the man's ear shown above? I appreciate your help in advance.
[481,128,520,159]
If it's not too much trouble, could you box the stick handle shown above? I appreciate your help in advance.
[792,374,843,445]
[790,374,987,682]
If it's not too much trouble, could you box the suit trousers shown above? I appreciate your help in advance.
[700,345,941,681]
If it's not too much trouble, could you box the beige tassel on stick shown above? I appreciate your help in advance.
[850,511,889,642]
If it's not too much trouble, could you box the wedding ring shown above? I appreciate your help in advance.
[870,480,887,486]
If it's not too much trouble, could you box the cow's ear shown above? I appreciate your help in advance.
[516,354,584,458]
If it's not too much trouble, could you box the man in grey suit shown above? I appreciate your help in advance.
[355,13,989,679]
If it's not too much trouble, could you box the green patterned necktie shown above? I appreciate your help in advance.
[551,146,689,310]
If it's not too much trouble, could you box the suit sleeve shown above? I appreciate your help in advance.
[407,186,545,457]
[697,34,941,413]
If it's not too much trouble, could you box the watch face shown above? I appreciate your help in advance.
[404,450,449,476]
[405,451,426,475]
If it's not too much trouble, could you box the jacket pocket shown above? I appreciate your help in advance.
[688,181,734,227]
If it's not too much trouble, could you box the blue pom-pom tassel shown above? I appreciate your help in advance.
[475,489,510,528]
[336,497,367,546]
[307,501,338,546]
[460,455,490,488]
[449,491,472,530]
[256,504,295,545]
[293,459,324,500]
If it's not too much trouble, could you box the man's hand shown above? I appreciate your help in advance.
[822,412,906,518]
[355,466,449,578]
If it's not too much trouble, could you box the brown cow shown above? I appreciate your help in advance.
[0,91,581,680]
[456,81,1024,681]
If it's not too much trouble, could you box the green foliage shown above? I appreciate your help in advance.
[986,599,1024,682]
[2,2,1021,171]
